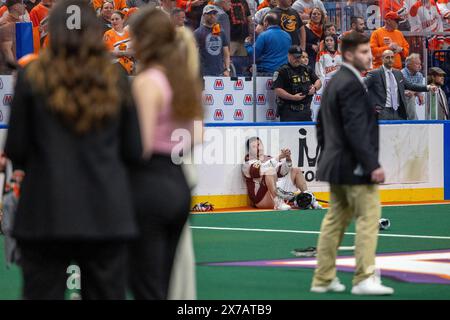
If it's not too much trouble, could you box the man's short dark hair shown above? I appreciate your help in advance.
[350,16,364,27]
[263,12,279,26]
[340,32,370,60]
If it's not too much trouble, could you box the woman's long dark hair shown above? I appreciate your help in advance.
[27,0,121,134]
[129,8,203,122]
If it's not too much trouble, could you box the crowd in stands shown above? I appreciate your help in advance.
[0,0,449,120]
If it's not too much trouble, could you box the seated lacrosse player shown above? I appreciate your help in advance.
[242,136,322,211]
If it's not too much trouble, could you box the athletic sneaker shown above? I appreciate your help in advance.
[274,197,291,211]
[311,200,323,209]
[310,278,346,293]
[291,246,317,257]
[351,270,394,295]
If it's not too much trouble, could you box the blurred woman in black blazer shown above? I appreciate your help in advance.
[4,0,140,300]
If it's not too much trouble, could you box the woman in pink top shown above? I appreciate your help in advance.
[127,8,203,300]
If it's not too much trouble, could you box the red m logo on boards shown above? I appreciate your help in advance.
[214,109,224,120]
[223,94,234,105]
[233,109,244,120]
[243,94,253,105]
[203,94,214,105]
[3,94,12,106]
[257,94,266,105]
[214,79,224,90]
[234,79,244,90]
[266,109,276,120]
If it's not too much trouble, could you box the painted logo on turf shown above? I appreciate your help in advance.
[204,249,450,285]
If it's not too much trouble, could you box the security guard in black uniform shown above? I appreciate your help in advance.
[272,46,322,121]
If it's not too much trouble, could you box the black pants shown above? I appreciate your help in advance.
[128,155,191,300]
[279,107,313,122]
[18,240,128,300]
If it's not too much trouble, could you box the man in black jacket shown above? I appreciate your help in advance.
[311,32,394,296]
[364,49,437,120]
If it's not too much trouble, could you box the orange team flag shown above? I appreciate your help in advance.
[18,53,39,67]
[257,0,270,11]
[32,26,40,53]
[0,5,8,19]
[212,23,221,35]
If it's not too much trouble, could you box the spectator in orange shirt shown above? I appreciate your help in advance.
[369,11,409,70]
[93,0,128,15]
[29,0,54,49]
[103,11,134,75]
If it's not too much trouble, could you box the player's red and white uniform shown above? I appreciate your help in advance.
[242,155,293,205]
[315,51,342,88]
[437,0,450,45]
[409,1,444,48]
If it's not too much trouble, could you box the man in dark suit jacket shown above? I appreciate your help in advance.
[364,49,437,120]
[311,32,394,296]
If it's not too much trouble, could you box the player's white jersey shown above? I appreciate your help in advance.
[409,0,444,33]
[437,0,450,31]
[242,155,292,204]
[315,51,342,87]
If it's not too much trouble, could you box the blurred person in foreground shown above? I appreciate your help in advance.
[128,7,203,299]
[311,32,394,296]
[4,0,140,300]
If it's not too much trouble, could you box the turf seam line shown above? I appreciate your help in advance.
[190,226,450,240]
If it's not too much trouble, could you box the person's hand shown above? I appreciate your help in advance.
[223,70,230,77]
[428,84,439,93]
[308,86,316,96]
[312,44,319,52]
[279,149,288,160]
[383,37,392,46]
[389,42,398,50]
[404,90,414,98]
[244,35,253,44]
[418,94,425,105]
[284,149,292,162]
[293,93,306,101]
[371,167,385,184]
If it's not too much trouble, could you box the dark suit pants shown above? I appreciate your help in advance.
[18,240,128,300]
[377,107,404,120]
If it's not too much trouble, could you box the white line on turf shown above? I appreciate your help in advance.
[190,226,450,240]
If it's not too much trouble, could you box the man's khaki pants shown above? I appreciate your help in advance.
[312,184,381,287]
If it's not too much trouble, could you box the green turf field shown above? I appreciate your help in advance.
[0,204,449,300]
[191,204,450,300]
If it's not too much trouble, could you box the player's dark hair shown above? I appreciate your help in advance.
[340,32,369,61]
[246,137,261,151]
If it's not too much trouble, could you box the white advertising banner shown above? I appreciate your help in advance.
[193,123,443,197]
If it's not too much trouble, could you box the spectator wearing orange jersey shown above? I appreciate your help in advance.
[29,0,53,50]
[103,11,134,75]
[93,0,127,15]
[379,0,411,31]
[369,11,409,70]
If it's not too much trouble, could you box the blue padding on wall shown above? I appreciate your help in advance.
[15,22,34,60]
[444,122,450,200]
